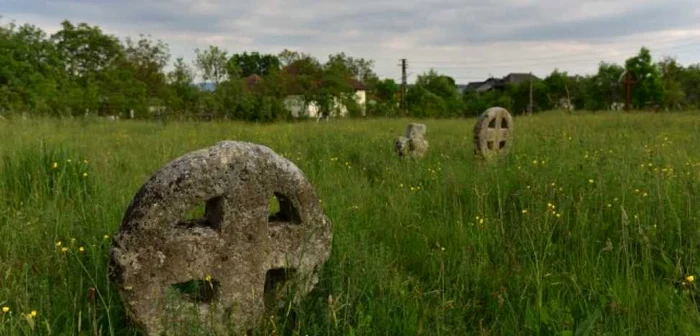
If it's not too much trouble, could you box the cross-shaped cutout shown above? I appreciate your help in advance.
[484,114,510,152]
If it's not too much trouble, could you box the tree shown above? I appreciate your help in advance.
[124,35,170,99]
[167,57,199,115]
[194,45,228,87]
[282,54,323,109]
[51,20,123,81]
[278,49,302,67]
[227,52,280,78]
[625,47,664,109]
[407,69,465,118]
[583,62,625,110]
[325,52,377,85]
[657,56,686,110]
[679,64,700,108]
[0,22,63,113]
[544,69,572,110]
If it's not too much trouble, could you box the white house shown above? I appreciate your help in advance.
[243,72,367,119]
[284,88,366,119]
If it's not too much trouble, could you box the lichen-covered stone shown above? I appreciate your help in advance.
[473,107,514,160]
[405,123,426,139]
[109,141,333,335]
[394,123,428,158]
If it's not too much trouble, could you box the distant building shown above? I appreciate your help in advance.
[280,65,367,119]
[464,73,541,93]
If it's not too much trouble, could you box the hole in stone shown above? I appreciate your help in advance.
[183,203,206,221]
[268,192,301,224]
[501,117,509,129]
[499,141,507,149]
[488,118,496,128]
[179,196,223,231]
[171,279,220,304]
[264,268,297,311]
[487,141,494,150]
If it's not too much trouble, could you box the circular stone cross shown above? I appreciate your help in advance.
[473,107,514,160]
[109,141,332,335]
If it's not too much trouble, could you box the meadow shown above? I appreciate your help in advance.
[1,111,700,335]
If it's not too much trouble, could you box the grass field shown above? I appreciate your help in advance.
[1,111,700,335]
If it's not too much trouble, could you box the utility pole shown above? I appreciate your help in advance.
[528,72,533,115]
[400,58,407,116]
[623,71,636,113]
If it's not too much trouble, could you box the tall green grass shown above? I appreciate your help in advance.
[1,111,700,335]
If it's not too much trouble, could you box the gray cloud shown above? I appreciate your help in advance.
[4,0,700,82]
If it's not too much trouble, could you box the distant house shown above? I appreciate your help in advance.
[476,77,503,92]
[281,65,367,119]
[283,80,366,119]
[466,73,541,93]
[244,74,264,89]
[502,73,539,85]
[464,81,485,92]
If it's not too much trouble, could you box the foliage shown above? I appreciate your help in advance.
[194,45,228,87]
[407,70,465,118]
[624,47,664,109]
[2,18,700,120]
[227,52,281,78]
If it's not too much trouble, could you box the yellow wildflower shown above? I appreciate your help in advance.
[103,235,110,240]
[521,209,528,214]
[82,172,88,177]
[205,274,212,282]
[588,179,594,184]
[61,247,68,253]
[2,306,9,313]
[687,275,695,283]
[55,241,62,247]
[79,247,85,253]
[52,162,58,169]
[29,310,37,317]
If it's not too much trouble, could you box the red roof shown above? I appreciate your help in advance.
[244,74,263,89]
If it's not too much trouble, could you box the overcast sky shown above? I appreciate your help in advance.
[4,0,700,84]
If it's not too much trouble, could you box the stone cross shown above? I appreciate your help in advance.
[110,141,333,335]
[473,107,514,160]
[395,123,429,158]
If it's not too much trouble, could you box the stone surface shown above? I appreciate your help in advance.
[404,123,426,139]
[394,123,428,158]
[473,107,514,160]
[109,140,333,335]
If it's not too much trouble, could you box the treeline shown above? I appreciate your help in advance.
[2,19,699,121]
[0,20,378,121]
[460,48,700,115]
